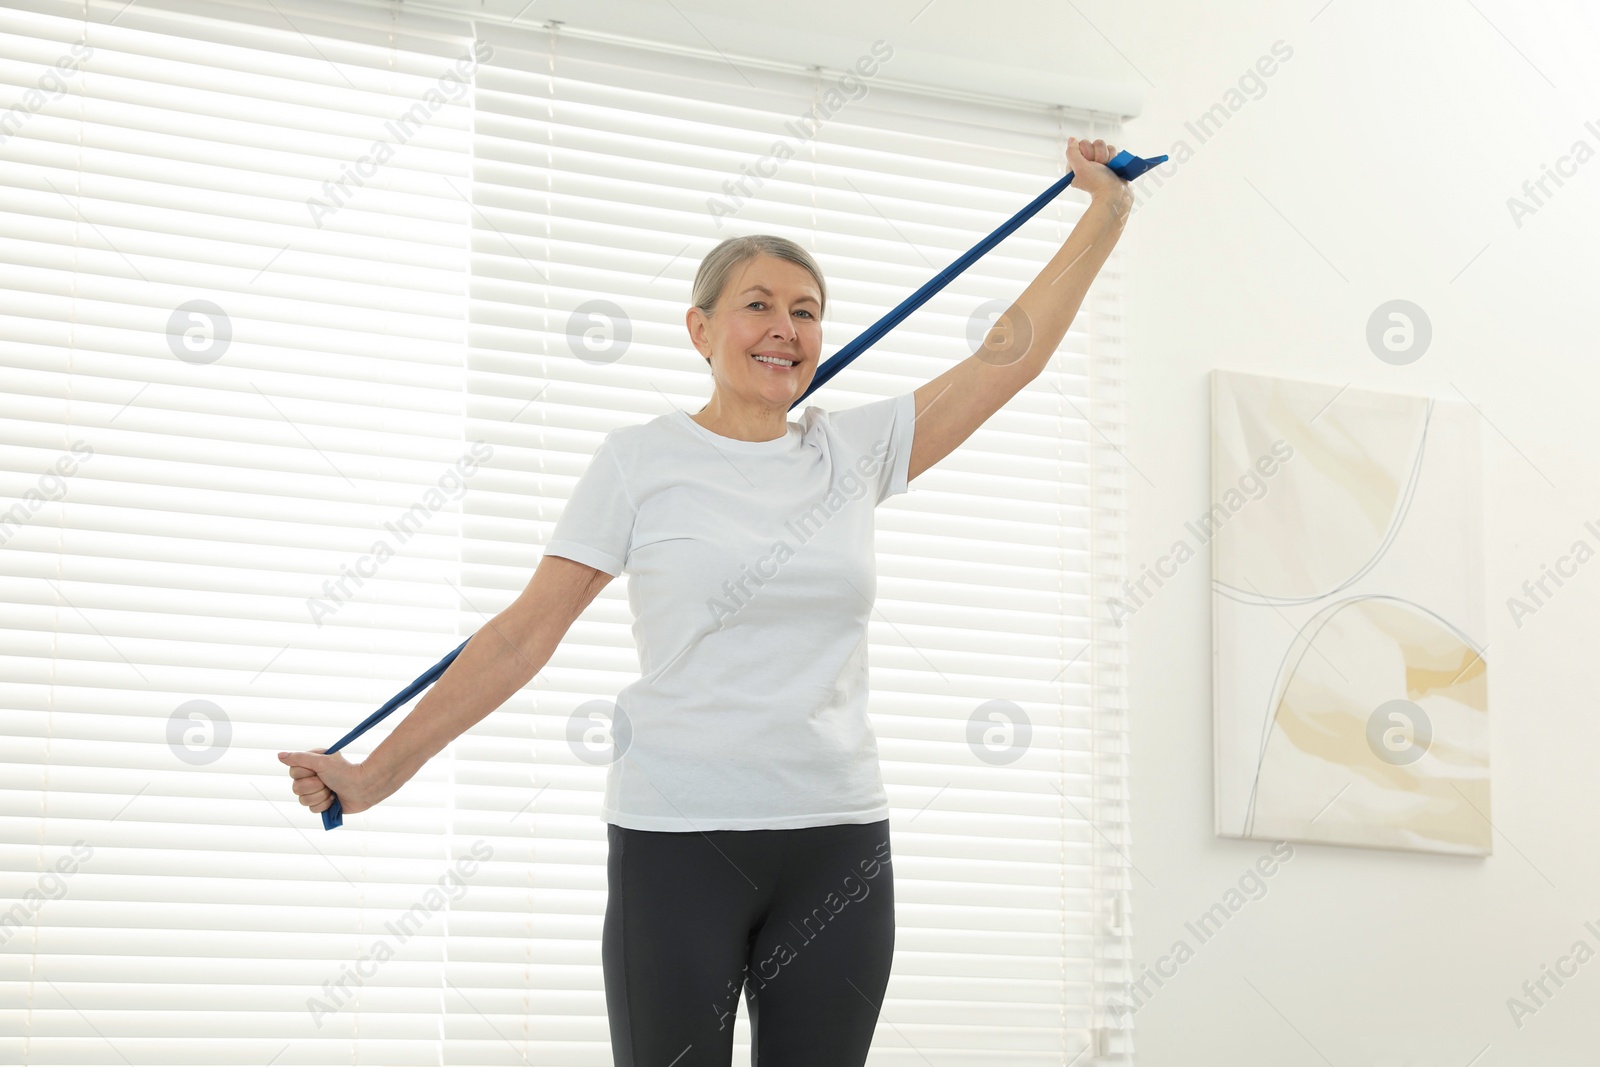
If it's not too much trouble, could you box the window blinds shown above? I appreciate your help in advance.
[1,1,1135,1063]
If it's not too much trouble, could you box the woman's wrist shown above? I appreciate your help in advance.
[357,747,407,804]
[1090,184,1134,213]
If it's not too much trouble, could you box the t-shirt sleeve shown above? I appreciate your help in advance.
[543,433,636,577]
[820,390,917,505]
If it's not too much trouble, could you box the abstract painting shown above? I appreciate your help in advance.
[1211,369,1490,856]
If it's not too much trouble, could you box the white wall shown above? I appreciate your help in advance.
[1119,1,1600,1064]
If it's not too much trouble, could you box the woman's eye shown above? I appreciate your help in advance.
[747,301,814,319]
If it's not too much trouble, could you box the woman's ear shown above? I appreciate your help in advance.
[685,305,715,363]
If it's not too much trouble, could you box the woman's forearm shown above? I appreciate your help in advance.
[362,611,551,800]
[1010,185,1135,378]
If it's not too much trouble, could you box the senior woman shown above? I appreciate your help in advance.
[280,136,1133,1066]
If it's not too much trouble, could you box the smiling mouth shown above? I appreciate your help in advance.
[751,354,799,369]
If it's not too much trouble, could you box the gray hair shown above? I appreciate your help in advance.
[691,235,827,320]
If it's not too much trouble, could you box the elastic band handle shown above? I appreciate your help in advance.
[313,148,1167,829]
[790,149,1166,409]
[319,636,471,829]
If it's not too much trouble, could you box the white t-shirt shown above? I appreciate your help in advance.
[542,391,917,831]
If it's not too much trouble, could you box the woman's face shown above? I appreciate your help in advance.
[686,254,824,410]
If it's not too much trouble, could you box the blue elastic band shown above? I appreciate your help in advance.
[319,637,469,829]
[315,148,1166,829]
[791,148,1166,408]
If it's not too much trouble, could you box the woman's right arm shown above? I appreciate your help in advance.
[279,554,615,816]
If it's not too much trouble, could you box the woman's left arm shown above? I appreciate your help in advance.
[906,136,1136,483]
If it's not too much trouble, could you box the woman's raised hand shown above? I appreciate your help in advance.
[278,747,375,817]
[1067,136,1129,200]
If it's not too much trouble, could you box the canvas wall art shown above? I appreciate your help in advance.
[1211,369,1490,856]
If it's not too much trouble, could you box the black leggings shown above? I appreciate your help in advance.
[602,818,895,1067]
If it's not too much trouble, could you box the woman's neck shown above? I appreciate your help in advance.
[691,397,791,442]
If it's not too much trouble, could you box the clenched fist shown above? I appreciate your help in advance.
[1067,136,1129,201]
[278,747,376,817]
